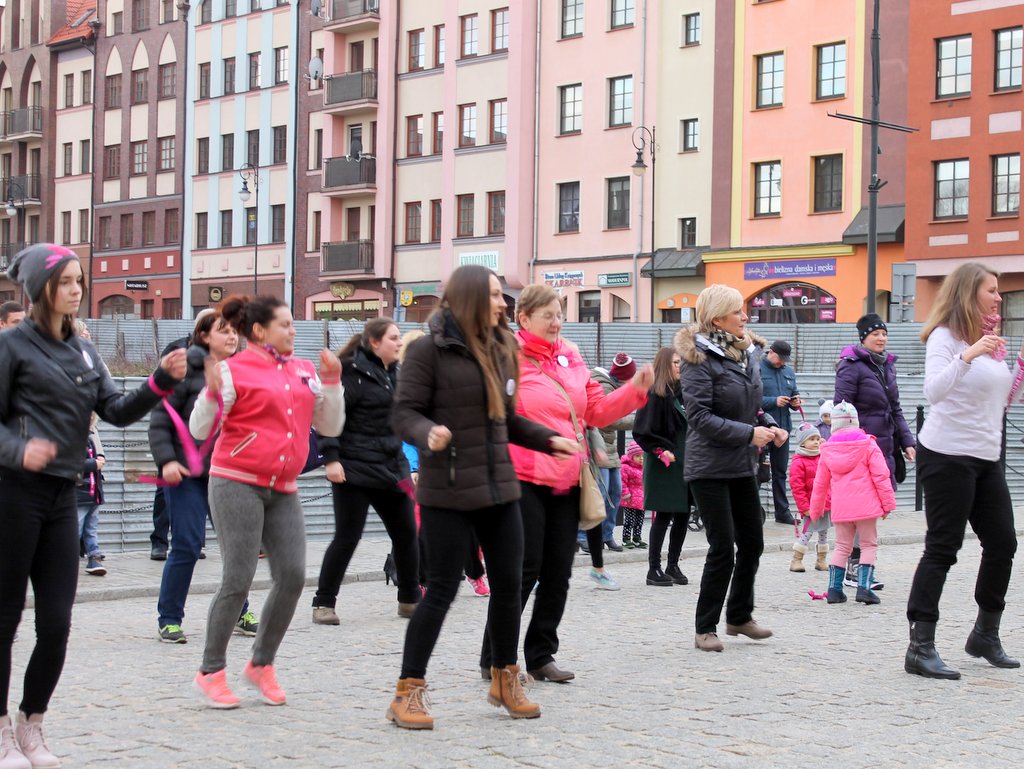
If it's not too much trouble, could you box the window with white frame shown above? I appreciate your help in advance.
[995,27,1022,91]
[753,161,781,217]
[936,35,971,98]
[755,52,784,108]
[608,76,632,127]
[992,154,1020,216]
[933,158,970,219]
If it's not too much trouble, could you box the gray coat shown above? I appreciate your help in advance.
[676,326,778,481]
[589,367,634,469]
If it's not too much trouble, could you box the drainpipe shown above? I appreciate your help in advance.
[387,0,401,317]
[529,0,542,285]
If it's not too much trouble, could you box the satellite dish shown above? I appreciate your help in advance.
[310,0,322,17]
[308,57,323,80]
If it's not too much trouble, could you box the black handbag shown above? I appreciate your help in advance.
[893,431,907,484]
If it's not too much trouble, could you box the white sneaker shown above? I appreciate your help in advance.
[589,569,621,591]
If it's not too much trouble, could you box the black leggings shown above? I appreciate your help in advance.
[648,511,688,568]
[0,472,78,716]
[400,502,523,679]
[314,482,420,606]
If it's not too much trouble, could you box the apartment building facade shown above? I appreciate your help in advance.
[49,1,99,300]
[704,0,909,324]
[0,0,62,301]
[181,0,299,316]
[905,0,1023,326]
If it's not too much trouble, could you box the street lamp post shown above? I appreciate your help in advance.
[632,125,656,322]
[4,177,26,283]
[238,162,260,296]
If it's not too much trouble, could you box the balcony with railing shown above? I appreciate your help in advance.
[1,107,43,141]
[326,0,380,32]
[321,240,374,274]
[0,241,27,272]
[323,156,376,195]
[2,175,42,205]
[324,70,378,113]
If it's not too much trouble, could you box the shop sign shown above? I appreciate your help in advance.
[598,272,631,288]
[458,251,499,270]
[543,270,585,288]
[820,295,836,304]
[126,280,149,291]
[743,258,837,280]
[782,288,804,298]
[399,291,414,307]
[819,309,836,321]
[330,282,355,299]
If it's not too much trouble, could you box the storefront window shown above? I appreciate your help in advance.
[404,295,437,323]
[747,282,837,324]
[578,291,601,323]
[99,295,136,319]
[1002,290,1024,338]
[313,299,381,321]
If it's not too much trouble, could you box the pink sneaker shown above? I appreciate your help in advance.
[243,660,287,706]
[193,670,240,709]
[467,575,490,597]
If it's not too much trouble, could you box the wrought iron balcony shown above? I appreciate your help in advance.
[321,240,374,274]
[1,107,43,140]
[0,241,27,271]
[323,156,376,191]
[324,70,378,109]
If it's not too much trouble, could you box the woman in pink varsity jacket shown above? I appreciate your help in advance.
[189,295,345,709]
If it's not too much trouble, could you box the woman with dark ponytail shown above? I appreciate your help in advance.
[189,295,344,708]
[311,317,420,624]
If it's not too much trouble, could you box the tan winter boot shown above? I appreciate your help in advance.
[14,713,58,769]
[789,543,807,573]
[815,543,829,571]
[386,678,433,730]
[487,665,541,719]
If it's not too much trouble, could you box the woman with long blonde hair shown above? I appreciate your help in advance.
[905,262,1023,679]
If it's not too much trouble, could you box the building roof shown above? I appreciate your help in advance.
[641,247,707,278]
[47,0,98,49]
[841,204,906,245]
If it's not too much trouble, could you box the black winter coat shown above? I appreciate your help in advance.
[0,319,178,481]
[319,346,408,489]
[148,345,213,475]
[391,311,557,511]
[676,326,778,481]
[632,383,690,512]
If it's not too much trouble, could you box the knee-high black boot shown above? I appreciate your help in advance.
[965,609,1020,668]
[905,621,961,680]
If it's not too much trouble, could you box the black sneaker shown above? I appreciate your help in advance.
[665,564,689,585]
[159,624,187,643]
[646,567,674,586]
[235,610,259,636]
[150,546,168,561]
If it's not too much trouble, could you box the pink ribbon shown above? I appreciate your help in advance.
[140,394,224,487]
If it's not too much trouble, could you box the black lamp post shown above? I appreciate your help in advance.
[238,162,260,296]
[632,125,656,322]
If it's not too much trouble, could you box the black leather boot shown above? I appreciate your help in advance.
[965,609,1020,668]
[905,621,961,680]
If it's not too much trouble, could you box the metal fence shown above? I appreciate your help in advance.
[85,320,1024,550]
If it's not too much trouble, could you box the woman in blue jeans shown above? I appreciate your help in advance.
[149,310,258,643]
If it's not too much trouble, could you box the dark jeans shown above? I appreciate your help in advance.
[0,472,78,716]
[315,483,419,607]
[690,476,764,634]
[648,511,688,568]
[400,502,523,679]
[150,486,170,550]
[480,482,580,671]
[907,443,1017,623]
[767,441,791,517]
[465,532,485,580]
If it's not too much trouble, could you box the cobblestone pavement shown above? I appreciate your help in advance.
[11,514,1024,768]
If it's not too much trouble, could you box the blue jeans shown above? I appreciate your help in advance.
[577,467,621,544]
[77,504,101,557]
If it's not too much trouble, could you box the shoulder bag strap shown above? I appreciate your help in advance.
[525,356,584,444]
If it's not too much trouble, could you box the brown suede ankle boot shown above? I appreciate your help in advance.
[386,678,433,729]
[487,665,541,719]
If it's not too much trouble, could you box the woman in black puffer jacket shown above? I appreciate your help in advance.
[311,317,420,623]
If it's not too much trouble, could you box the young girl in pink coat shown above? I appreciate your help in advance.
[788,423,831,573]
[808,401,895,605]
[619,441,647,548]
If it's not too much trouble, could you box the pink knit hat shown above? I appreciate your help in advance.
[609,352,636,381]
[626,440,643,458]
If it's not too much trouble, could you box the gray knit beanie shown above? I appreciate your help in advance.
[7,243,79,303]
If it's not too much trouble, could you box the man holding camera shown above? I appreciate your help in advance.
[760,340,801,525]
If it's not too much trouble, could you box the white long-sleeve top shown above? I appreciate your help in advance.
[918,326,1019,461]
